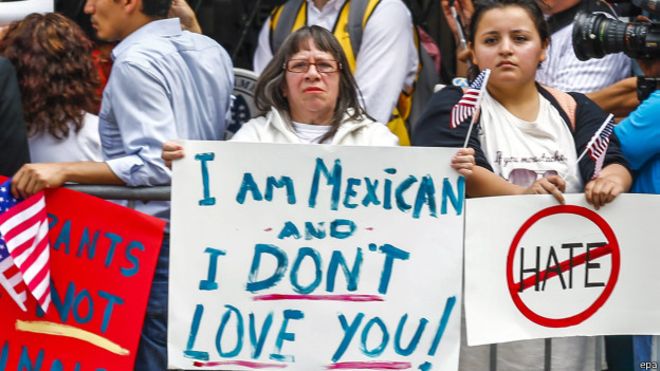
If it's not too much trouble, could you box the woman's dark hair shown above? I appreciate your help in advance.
[467,0,550,80]
[254,25,366,143]
[0,13,100,139]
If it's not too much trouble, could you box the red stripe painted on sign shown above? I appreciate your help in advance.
[253,294,384,302]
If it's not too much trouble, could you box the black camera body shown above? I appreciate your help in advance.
[637,76,660,100]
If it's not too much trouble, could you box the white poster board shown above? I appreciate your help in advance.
[0,0,53,26]
[465,194,660,346]
[169,141,464,371]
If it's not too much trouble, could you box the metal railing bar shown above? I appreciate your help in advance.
[544,338,552,371]
[490,344,498,371]
[63,184,171,201]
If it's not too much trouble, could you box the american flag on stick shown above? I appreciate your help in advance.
[576,114,615,178]
[450,68,491,129]
[0,179,51,312]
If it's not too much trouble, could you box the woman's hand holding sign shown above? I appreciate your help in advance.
[162,141,185,169]
[521,174,567,205]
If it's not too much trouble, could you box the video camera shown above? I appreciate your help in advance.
[572,0,659,60]
[572,0,659,100]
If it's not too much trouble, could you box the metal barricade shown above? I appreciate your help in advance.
[63,184,171,200]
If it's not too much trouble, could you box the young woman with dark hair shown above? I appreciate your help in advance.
[414,0,631,208]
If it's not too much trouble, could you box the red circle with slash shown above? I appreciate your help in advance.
[506,205,620,328]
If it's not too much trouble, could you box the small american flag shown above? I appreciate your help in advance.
[0,234,27,311]
[450,69,491,129]
[588,117,615,162]
[587,116,615,178]
[0,179,51,312]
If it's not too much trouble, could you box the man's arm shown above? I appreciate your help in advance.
[613,90,660,169]
[354,0,418,124]
[0,58,30,176]
[169,0,201,33]
[586,77,639,118]
[12,60,177,197]
[103,62,176,187]
[11,162,123,199]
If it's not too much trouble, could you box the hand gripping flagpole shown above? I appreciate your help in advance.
[463,69,491,148]
[575,113,615,164]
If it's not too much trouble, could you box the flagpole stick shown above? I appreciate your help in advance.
[462,112,478,148]
[575,113,614,164]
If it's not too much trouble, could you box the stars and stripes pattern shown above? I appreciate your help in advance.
[0,180,51,312]
[588,116,615,161]
[587,116,615,178]
[0,236,28,311]
[450,69,491,129]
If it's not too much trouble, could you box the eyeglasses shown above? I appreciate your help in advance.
[284,59,341,73]
[507,169,559,188]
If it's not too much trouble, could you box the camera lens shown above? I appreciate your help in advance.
[572,11,660,60]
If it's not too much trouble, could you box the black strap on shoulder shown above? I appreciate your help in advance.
[348,0,369,57]
[271,0,306,54]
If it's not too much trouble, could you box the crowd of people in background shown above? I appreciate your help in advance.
[0,0,657,369]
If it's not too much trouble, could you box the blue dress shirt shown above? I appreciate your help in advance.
[99,18,233,221]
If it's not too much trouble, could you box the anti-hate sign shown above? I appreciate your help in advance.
[0,184,164,370]
[169,141,464,370]
[464,194,660,346]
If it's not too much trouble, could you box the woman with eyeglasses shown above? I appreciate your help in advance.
[164,25,475,175]
[412,0,632,209]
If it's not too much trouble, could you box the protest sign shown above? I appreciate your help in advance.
[0,0,53,26]
[0,183,165,370]
[464,194,660,346]
[169,141,464,370]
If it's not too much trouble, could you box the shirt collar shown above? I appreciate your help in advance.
[112,18,182,60]
[306,0,345,13]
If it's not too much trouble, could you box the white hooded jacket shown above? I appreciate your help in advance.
[231,107,398,146]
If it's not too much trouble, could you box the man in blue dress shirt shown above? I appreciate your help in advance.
[10,0,234,369]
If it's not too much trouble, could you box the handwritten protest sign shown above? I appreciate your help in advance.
[0,0,53,25]
[169,141,464,370]
[0,184,164,370]
[464,194,660,346]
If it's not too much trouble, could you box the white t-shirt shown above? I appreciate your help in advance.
[28,112,103,163]
[291,121,332,144]
[478,90,584,193]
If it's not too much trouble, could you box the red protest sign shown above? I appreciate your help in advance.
[506,205,620,328]
[0,185,164,370]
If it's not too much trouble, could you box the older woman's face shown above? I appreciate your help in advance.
[283,40,341,124]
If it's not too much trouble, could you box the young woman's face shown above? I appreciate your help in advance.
[470,6,547,90]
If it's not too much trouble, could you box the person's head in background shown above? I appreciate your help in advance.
[83,0,172,41]
[535,0,580,15]
[254,25,366,143]
[0,12,99,139]
[467,0,550,98]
